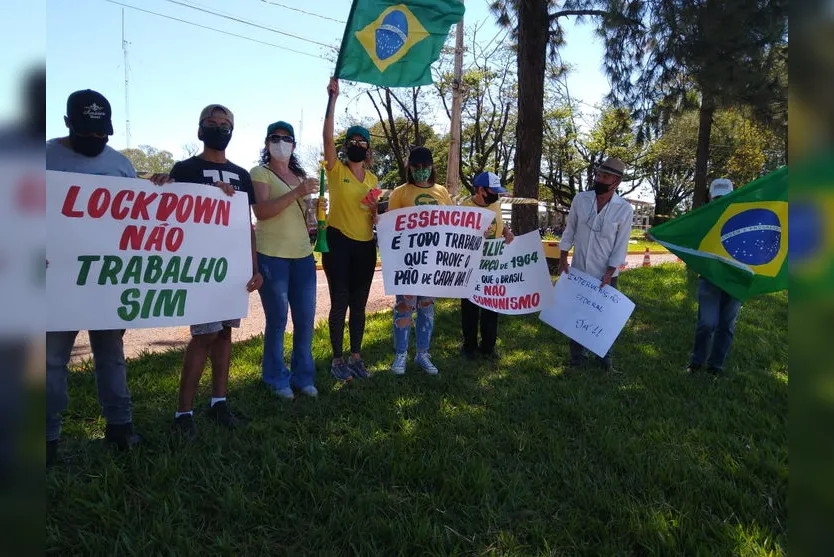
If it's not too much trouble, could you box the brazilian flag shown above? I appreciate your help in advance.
[649,167,788,302]
[334,0,465,87]
[789,151,834,300]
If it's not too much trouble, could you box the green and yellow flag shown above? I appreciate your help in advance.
[334,0,465,87]
[789,151,834,301]
[648,167,788,302]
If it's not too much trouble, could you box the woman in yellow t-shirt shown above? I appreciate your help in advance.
[251,121,320,400]
[322,77,380,382]
[387,146,452,376]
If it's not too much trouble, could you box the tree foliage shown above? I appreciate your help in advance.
[120,145,176,174]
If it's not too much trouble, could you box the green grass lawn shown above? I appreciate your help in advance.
[47,265,787,556]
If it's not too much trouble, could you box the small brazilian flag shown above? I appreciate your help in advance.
[649,167,788,302]
[334,0,465,87]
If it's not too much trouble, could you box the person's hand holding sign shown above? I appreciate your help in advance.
[148,173,174,186]
[215,181,235,196]
[558,256,570,277]
[601,268,615,288]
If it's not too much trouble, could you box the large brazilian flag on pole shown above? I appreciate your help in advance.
[649,167,788,302]
[334,0,465,87]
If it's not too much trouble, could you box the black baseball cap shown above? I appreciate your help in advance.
[408,146,433,165]
[66,90,113,135]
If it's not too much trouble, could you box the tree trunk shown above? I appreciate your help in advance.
[412,87,421,145]
[511,0,548,233]
[693,94,715,208]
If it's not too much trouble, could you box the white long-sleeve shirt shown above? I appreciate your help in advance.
[560,191,634,279]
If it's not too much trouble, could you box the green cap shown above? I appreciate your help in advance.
[345,125,370,144]
[266,121,294,140]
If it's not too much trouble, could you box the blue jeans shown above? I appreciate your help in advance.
[46,329,131,442]
[690,277,742,370]
[257,253,317,390]
[393,295,435,354]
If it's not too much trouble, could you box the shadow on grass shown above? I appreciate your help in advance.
[48,265,787,556]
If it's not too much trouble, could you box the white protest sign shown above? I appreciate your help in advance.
[469,231,554,314]
[47,171,251,331]
[378,205,494,298]
[0,159,45,336]
[539,268,635,357]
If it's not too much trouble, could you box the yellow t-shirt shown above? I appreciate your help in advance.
[325,161,378,242]
[462,196,504,239]
[387,183,453,210]
[250,166,313,259]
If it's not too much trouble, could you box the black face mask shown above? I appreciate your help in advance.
[199,125,232,151]
[69,130,108,157]
[346,145,367,163]
[593,180,612,195]
[484,192,500,204]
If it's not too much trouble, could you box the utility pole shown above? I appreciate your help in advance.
[446,13,464,197]
[122,9,131,148]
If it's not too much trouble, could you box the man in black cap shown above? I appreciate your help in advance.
[45,90,140,466]
[46,89,135,175]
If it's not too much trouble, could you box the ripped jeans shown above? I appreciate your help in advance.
[393,295,435,354]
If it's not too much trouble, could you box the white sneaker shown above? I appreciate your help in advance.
[299,385,318,398]
[275,387,294,400]
[415,352,439,375]
[391,353,407,375]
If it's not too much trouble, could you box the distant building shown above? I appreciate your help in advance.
[625,198,654,230]
[500,200,568,233]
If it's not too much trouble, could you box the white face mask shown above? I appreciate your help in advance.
[269,140,293,161]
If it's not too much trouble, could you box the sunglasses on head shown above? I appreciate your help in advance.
[346,138,369,148]
[268,134,294,144]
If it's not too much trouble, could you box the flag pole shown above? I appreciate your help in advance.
[446,14,464,197]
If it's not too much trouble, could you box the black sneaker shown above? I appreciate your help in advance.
[460,346,477,360]
[348,358,370,379]
[104,422,142,450]
[331,360,354,382]
[687,364,702,373]
[599,357,618,373]
[480,350,500,361]
[206,401,242,429]
[172,413,197,441]
[706,366,726,377]
[46,440,59,468]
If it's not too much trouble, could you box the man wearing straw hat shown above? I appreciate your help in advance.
[558,157,634,372]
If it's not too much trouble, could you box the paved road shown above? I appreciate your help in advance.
[69,253,680,362]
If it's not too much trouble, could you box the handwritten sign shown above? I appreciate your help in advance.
[538,268,635,357]
[46,171,251,331]
[377,205,494,297]
[469,231,553,314]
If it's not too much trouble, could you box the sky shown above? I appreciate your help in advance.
[33,0,614,181]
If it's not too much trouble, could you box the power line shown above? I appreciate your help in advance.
[105,0,330,61]
[159,0,337,51]
[259,0,345,24]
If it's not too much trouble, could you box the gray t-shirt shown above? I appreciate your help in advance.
[46,138,137,177]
